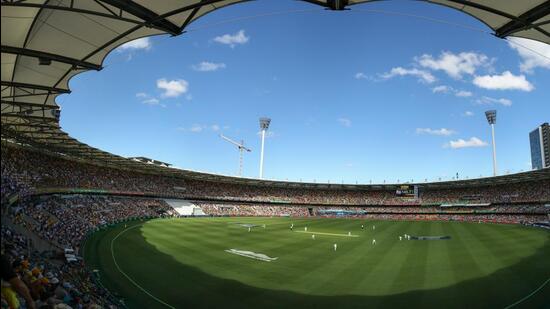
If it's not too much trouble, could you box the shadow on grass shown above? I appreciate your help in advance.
[89,222,550,309]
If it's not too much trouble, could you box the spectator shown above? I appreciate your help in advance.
[1,254,36,309]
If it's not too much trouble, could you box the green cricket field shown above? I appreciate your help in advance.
[83,217,550,308]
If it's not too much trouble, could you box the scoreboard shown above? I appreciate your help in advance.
[396,185,418,198]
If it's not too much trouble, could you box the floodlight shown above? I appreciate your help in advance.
[485,110,498,176]
[258,117,271,179]
[485,110,497,125]
[259,117,271,130]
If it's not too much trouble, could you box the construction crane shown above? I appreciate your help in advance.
[219,134,251,177]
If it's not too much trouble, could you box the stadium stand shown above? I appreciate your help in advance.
[1,1,549,306]
[3,143,550,206]
[2,95,549,309]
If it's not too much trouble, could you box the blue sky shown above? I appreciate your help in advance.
[57,0,550,184]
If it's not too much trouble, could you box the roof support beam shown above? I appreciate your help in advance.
[156,0,249,24]
[180,4,203,32]
[2,123,61,131]
[0,81,70,94]
[495,2,550,38]
[1,100,59,109]
[31,136,71,141]
[4,129,63,135]
[445,0,550,38]
[0,2,145,26]
[1,46,103,71]
[436,0,517,20]
[2,114,58,122]
[99,0,182,36]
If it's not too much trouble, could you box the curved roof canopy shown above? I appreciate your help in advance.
[1,0,549,181]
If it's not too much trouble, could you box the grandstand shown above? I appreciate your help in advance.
[1,1,549,309]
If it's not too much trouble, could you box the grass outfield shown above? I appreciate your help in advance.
[83,217,550,309]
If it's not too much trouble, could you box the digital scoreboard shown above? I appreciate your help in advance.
[396,185,418,198]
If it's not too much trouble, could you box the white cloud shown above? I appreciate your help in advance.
[192,61,226,72]
[455,90,473,97]
[432,85,450,93]
[135,92,163,107]
[142,98,160,105]
[416,128,456,136]
[337,117,352,127]
[190,124,204,133]
[179,123,223,133]
[446,137,488,149]
[118,37,151,51]
[213,30,249,47]
[507,37,550,73]
[355,72,368,79]
[417,51,491,79]
[463,111,474,117]
[476,96,512,106]
[431,85,472,97]
[473,71,533,91]
[381,67,436,83]
[157,78,189,98]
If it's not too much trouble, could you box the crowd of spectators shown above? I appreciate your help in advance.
[2,195,172,308]
[10,195,173,249]
[198,203,310,217]
[353,214,546,225]
[195,202,549,224]
[3,144,549,207]
[1,226,111,308]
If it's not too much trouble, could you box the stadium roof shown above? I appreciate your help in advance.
[2,0,549,188]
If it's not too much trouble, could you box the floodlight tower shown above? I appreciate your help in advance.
[219,134,251,177]
[259,117,271,179]
[485,110,498,176]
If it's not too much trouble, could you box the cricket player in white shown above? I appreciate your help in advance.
[348,232,351,236]
[372,239,376,245]
[305,226,308,232]
[248,227,251,232]
[373,225,376,230]
[399,236,402,241]
[334,243,337,251]
[312,234,315,240]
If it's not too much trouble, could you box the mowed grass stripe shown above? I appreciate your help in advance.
[317,221,406,296]
[385,221,429,293]
[349,221,412,295]
[425,222,464,306]
[445,222,484,280]
[352,221,412,289]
